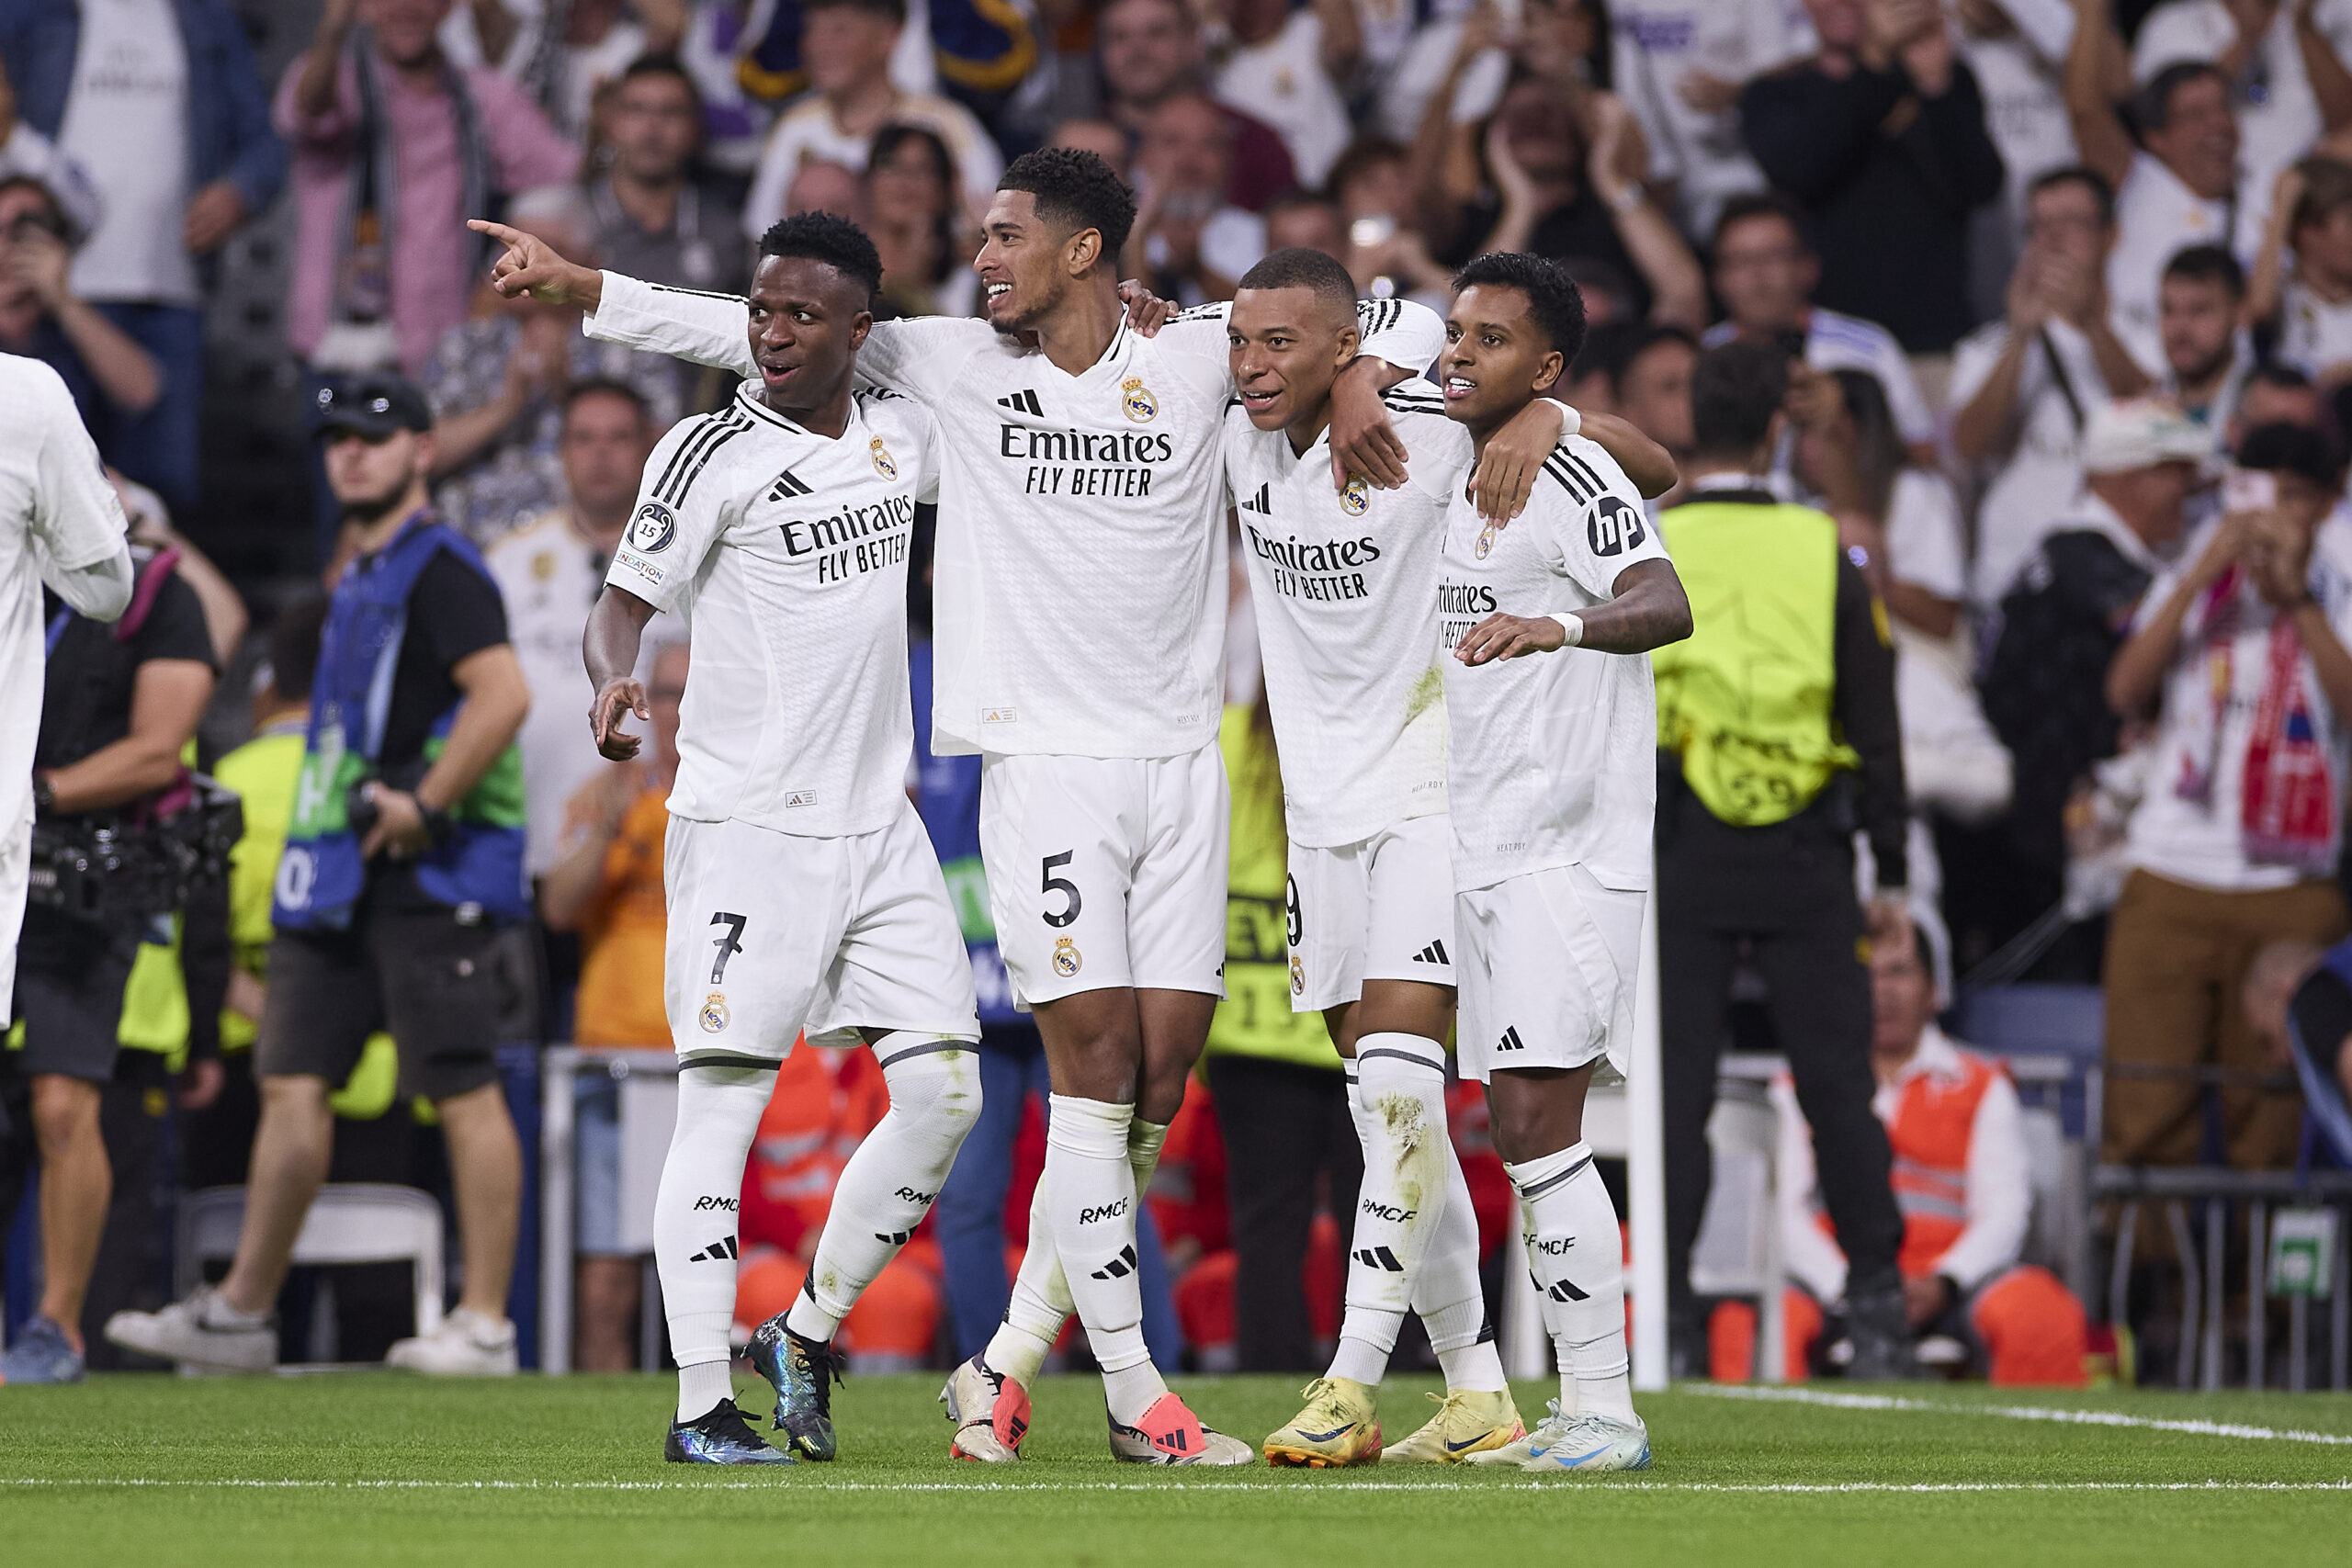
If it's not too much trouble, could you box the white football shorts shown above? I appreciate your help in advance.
[662,799,979,1063]
[979,743,1229,1007]
[1285,813,1456,1012]
[1454,862,1645,1086]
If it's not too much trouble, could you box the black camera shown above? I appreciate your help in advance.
[27,774,244,932]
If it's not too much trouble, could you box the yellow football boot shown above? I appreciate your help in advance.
[1379,1388,1526,1464]
[1262,1377,1383,1467]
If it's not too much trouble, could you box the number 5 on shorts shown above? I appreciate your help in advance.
[1041,852,1082,929]
[709,911,748,984]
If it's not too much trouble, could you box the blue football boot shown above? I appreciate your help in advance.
[664,1398,797,1465]
[749,1314,842,1461]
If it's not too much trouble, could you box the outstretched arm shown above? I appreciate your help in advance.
[1453,557,1692,662]
[475,218,758,377]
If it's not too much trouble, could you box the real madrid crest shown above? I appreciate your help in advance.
[530,549,556,581]
[1052,936,1083,977]
[1475,520,1498,559]
[1289,955,1306,996]
[870,437,899,479]
[699,993,730,1033]
[1340,476,1370,516]
[1120,375,1158,424]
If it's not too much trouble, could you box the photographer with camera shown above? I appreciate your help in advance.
[108,375,534,1376]
[3,454,215,1386]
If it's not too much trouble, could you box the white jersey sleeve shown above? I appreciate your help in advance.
[856,317,1009,401]
[1537,438,1673,599]
[20,360,130,588]
[607,411,740,612]
[587,272,755,376]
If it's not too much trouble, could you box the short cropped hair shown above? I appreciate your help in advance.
[2238,421,2346,490]
[2028,164,2117,228]
[2164,243,2245,299]
[2292,156,2352,239]
[2135,60,2225,135]
[1237,245,1359,323]
[1576,320,1695,394]
[1711,191,1811,256]
[1690,340,1790,457]
[756,210,884,302]
[563,377,652,427]
[1453,251,1588,366]
[997,147,1138,261]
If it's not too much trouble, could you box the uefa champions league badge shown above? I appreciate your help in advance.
[1121,375,1158,423]
[1340,476,1370,516]
[1053,936,1083,977]
[629,501,677,553]
[1475,519,1498,559]
[699,993,730,1033]
[870,437,898,479]
[1289,954,1306,996]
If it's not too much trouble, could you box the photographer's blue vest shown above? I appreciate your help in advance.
[272,514,528,931]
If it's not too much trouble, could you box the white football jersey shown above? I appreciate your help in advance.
[605,382,937,838]
[1438,433,1671,894]
[586,277,1443,760]
[1225,380,1471,846]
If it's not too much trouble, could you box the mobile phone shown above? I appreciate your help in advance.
[2223,468,2278,513]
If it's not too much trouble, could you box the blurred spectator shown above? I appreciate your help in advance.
[1951,0,2080,261]
[0,175,163,434]
[1562,318,1697,467]
[784,153,867,219]
[1651,340,1912,1380]
[1207,0,1357,189]
[1262,187,1345,261]
[2155,243,2248,429]
[2101,419,2352,1170]
[482,378,657,881]
[1048,115,1130,174]
[740,0,1001,237]
[1414,36,1704,327]
[1703,194,1936,455]
[1203,694,1359,1374]
[2064,6,2239,378]
[677,0,772,184]
[866,121,976,317]
[1952,166,2151,606]
[0,0,286,509]
[1098,0,1296,211]
[422,191,680,541]
[0,58,104,238]
[2233,360,2330,448]
[1739,0,2003,355]
[2275,935,2352,1128]
[539,637,685,1371]
[2250,154,2352,386]
[2,543,214,1384]
[276,0,579,379]
[1326,136,1451,306]
[1757,927,2089,1385]
[483,0,686,141]
[733,0,1035,118]
[2132,0,2352,248]
[1127,91,1266,306]
[1609,0,1810,240]
[587,55,747,299]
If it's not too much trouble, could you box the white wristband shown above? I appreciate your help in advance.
[1546,612,1585,649]
[1542,398,1582,437]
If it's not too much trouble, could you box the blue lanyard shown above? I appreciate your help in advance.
[44,606,73,658]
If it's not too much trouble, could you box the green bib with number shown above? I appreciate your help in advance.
[1651,499,1854,828]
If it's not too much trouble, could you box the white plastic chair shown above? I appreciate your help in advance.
[1686,1086,1787,1380]
[175,1184,445,1359]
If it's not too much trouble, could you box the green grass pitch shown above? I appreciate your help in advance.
[5,1372,2349,1566]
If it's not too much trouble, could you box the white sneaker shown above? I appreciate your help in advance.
[1464,1400,1650,1472]
[104,1286,277,1373]
[385,1307,519,1376]
[940,1355,1028,1462]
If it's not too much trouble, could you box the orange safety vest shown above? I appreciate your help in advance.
[1885,1049,2007,1281]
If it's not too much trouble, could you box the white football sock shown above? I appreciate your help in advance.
[1418,1136,1508,1393]
[656,1061,774,1421]
[1507,1142,1634,1423]
[1043,1094,1164,1423]
[1331,1035,1451,1385]
[786,1038,980,1344]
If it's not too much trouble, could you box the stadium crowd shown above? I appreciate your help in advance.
[9,0,2352,1396]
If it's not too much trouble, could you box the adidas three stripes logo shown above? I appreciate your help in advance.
[686,1235,740,1263]
[1353,1245,1406,1272]
[996,389,1044,416]
[1496,1026,1526,1053]
[1546,1279,1590,1303]
[1410,940,1450,965]
[1091,1245,1139,1280]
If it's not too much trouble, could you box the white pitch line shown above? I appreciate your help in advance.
[1685,1383,2352,1446]
[1,1478,2348,1495]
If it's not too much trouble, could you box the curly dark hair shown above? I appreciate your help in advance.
[756,210,884,302]
[1453,251,1588,366]
[997,147,1137,261]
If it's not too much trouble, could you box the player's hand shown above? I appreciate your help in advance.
[591,676,650,761]
[1118,278,1175,335]
[1330,362,1408,490]
[1453,612,1566,664]
[183,181,249,255]
[1468,396,1565,524]
[359,784,432,861]
[471,218,602,310]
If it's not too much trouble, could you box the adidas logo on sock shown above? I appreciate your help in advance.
[1411,940,1450,965]
[1496,1025,1525,1053]
[996,389,1044,416]
[1091,1244,1140,1280]
[687,1235,740,1263]
[875,1230,913,1245]
[1546,1278,1590,1303]
[1352,1245,1405,1272]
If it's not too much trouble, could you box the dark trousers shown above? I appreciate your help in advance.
[1657,783,1903,1318]
[1205,1053,1362,1373]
